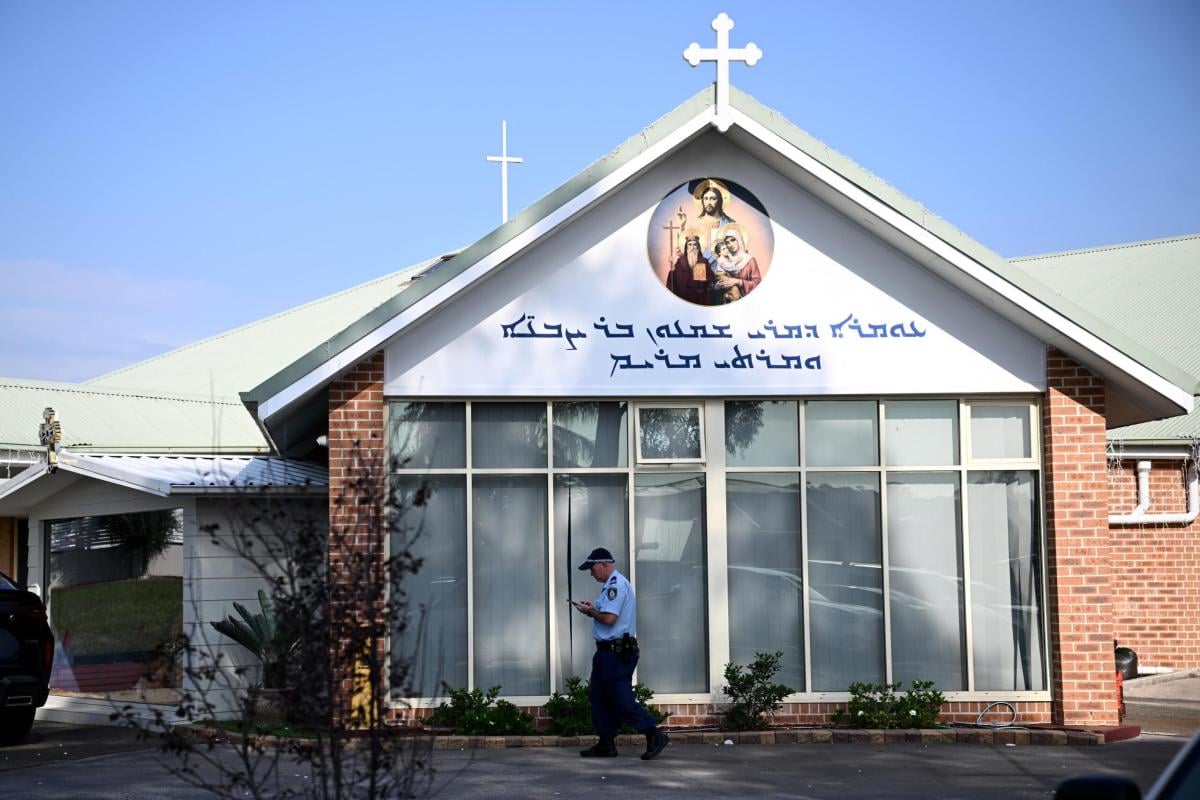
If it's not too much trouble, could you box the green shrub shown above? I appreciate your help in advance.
[429,686,536,736]
[832,680,946,729]
[541,676,669,736]
[720,651,795,731]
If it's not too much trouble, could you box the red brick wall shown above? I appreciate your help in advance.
[1108,458,1200,669]
[328,351,387,726]
[1043,349,1119,727]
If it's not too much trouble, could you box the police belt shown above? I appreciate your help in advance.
[595,637,638,653]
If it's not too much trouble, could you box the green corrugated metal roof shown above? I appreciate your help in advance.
[86,259,440,399]
[1010,235,1200,388]
[242,85,1198,415]
[1010,235,1200,444]
[0,378,268,453]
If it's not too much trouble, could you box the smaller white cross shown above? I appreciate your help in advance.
[486,120,524,224]
[683,12,762,132]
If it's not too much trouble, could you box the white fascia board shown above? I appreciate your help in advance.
[256,109,717,423]
[727,109,1193,415]
[58,452,171,497]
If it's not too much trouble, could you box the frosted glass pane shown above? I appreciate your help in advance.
[552,402,627,468]
[390,476,467,697]
[887,474,965,690]
[968,471,1046,691]
[885,400,959,466]
[726,473,804,692]
[805,401,878,467]
[472,403,547,468]
[635,473,707,693]
[473,475,548,695]
[388,402,464,469]
[638,407,702,460]
[725,401,800,467]
[554,475,628,681]
[806,472,883,690]
[971,406,1031,459]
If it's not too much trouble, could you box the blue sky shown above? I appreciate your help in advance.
[2,1,1197,382]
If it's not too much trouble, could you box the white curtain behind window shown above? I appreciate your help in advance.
[887,474,966,690]
[807,472,884,690]
[553,475,628,681]
[968,471,1045,691]
[472,475,548,695]
[635,474,708,693]
[726,473,804,691]
[390,475,468,698]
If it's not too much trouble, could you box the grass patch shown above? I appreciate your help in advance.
[50,576,182,657]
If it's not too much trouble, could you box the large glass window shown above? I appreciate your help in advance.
[472,475,548,695]
[388,397,1045,702]
[886,474,966,689]
[635,473,708,693]
[805,401,878,467]
[967,471,1045,691]
[725,401,799,467]
[726,473,804,691]
[970,405,1032,460]
[553,402,628,468]
[472,403,547,468]
[885,400,959,466]
[553,474,628,681]
[391,476,467,698]
[388,402,465,469]
[807,473,884,690]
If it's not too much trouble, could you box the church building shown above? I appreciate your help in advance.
[2,17,1197,731]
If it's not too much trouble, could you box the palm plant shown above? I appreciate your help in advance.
[210,590,297,689]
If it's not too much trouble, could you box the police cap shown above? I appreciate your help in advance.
[577,547,615,570]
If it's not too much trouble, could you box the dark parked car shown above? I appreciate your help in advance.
[0,571,53,744]
[1057,728,1200,799]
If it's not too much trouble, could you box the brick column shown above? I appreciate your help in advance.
[327,351,387,727]
[1043,348,1119,726]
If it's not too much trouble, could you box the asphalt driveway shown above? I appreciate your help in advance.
[0,731,1188,799]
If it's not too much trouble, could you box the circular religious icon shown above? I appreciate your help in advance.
[646,177,773,307]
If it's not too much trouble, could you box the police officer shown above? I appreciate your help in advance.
[571,547,669,760]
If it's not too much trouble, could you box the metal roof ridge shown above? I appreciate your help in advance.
[0,377,246,406]
[85,258,441,385]
[1009,233,1200,263]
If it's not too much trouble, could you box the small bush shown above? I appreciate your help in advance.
[542,675,669,736]
[720,651,795,731]
[429,686,536,736]
[832,680,946,729]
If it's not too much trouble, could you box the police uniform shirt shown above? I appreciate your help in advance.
[592,570,636,641]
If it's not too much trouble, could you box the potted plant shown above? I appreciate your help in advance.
[210,590,299,728]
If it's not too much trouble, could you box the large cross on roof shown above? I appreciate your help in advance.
[683,12,763,132]
[486,120,524,224]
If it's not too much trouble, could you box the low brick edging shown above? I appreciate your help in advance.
[175,725,1105,750]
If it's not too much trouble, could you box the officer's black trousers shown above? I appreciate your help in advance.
[589,649,657,738]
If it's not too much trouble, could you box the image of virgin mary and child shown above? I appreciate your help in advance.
[708,224,761,304]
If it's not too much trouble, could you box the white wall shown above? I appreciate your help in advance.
[386,131,1045,397]
[188,496,327,716]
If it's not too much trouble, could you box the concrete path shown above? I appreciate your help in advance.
[1124,669,1200,737]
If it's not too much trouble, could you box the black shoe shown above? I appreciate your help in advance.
[641,730,668,761]
[580,740,618,758]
